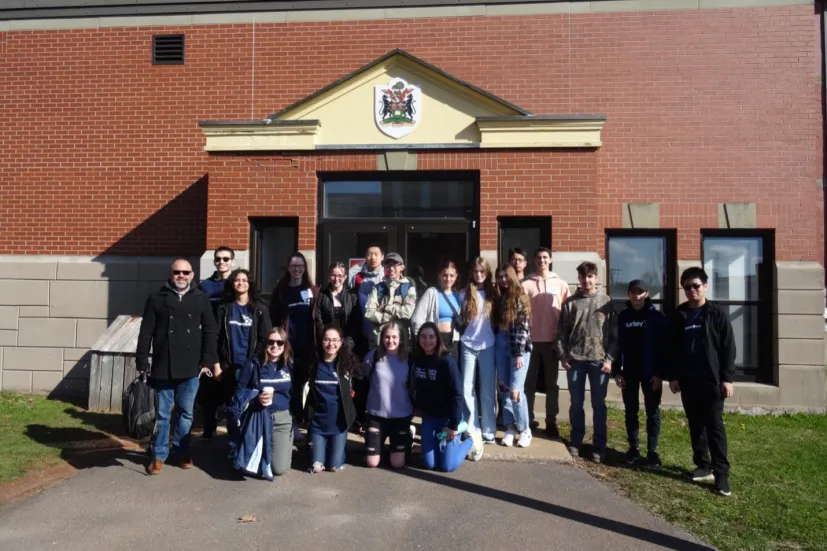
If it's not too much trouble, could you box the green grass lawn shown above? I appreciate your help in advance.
[0,392,122,485]
[567,408,827,551]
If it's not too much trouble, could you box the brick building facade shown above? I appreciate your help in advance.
[0,0,824,411]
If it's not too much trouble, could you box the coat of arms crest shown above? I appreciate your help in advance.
[374,78,421,139]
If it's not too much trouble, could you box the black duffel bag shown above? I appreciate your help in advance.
[122,373,157,439]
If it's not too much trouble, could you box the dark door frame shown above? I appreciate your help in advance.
[248,216,299,300]
[316,171,480,283]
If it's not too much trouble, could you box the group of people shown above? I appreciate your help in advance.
[135,242,736,497]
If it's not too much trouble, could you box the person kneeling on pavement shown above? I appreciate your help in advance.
[612,279,667,468]
[412,322,480,471]
[230,327,294,480]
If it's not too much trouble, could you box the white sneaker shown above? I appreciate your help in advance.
[293,426,305,442]
[517,429,532,448]
[466,429,484,461]
[409,424,416,441]
[501,428,516,447]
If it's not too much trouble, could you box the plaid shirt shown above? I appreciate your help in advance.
[508,299,532,357]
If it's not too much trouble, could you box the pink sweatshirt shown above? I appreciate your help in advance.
[522,272,569,343]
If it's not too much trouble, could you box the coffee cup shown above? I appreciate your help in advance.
[262,386,274,407]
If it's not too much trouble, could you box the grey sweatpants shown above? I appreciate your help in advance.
[271,409,294,476]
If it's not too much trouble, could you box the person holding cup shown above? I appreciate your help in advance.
[234,327,294,477]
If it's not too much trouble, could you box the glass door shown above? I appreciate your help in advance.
[402,222,471,287]
[321,223,398,284]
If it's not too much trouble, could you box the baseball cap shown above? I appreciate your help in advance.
[383,252,404,266]
[627,279,648,293]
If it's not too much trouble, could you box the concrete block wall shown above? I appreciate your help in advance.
[0,255,196,396]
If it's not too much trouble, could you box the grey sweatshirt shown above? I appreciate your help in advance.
[556,290,618,364]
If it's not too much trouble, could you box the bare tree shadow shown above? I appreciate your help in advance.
[394,467,715,551]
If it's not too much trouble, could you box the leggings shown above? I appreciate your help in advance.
[420,415,474,473]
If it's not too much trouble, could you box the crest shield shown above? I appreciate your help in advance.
[374,78,421,139]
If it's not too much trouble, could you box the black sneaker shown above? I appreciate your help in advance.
[545,424,561,440]
[646,451,662,468]
[714,475,732,496]
[623,448,641,465]
[686,467,715,482]
[529,420,540,430]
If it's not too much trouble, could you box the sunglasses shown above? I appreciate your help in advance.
[266,339,285,347]
[172,270,192,276]
[214,257,232,263]
[683,283,703,291]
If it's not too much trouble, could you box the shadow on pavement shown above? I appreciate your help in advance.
[394,466,715,551]
[24,424,148,474]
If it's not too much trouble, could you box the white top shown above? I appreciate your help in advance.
[459,290,495,351]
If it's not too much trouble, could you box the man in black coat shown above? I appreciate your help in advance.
[668,267,736,497]
[136,259,218,475]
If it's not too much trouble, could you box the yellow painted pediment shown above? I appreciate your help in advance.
[200,50,605,151]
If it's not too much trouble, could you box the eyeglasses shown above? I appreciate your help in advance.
[289,264,305,269]
[683,283,703,291]
[511,258,527,264]
[266,339,285,347]
[322,338,342,344]
[214,257,232,263]
[172,270,191,276]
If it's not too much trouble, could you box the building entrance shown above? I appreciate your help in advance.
[317,172,478,286]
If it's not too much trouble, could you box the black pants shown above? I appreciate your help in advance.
[680,380,729,476]
[524,342,560,425]
[197,364,241,436]
[290,352,312,424]
[621,376,662,453]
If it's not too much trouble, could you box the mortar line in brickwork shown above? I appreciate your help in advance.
[567,11,572,114]
[251,21,256,120]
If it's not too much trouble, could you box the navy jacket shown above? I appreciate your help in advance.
[411,353,463,431]
[229,387,274,481]
[199,271,227,317]
[304,359,357,430]
[612,299,668,380]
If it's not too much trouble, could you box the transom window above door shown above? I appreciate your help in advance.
[321,174,475,219]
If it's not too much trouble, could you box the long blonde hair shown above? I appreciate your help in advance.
[461,257,495,324]
[494,263,531,330]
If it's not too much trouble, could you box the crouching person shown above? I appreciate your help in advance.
[305,326,360,473]
[230,327,294,479]
[412,323,479,472]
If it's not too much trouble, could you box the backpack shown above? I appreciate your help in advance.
[122,373,157,439]
[375,280,411,303]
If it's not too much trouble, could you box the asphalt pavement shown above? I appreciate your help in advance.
[0,437,712,551]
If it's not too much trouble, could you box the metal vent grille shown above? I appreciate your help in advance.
[152,34,184,65]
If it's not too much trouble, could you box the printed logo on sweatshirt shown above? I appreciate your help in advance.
[626,320,646,328]
[229,314,252,327]
[415,366,427,380]
[685,324,702,332]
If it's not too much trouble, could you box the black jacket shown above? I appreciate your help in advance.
[411,353,463,430]
[216,299,272,369]
[312,284,364,351]
[136,283,218,380]
[304,359,357,430]
[612,299,668,380]
[668,300,736,384]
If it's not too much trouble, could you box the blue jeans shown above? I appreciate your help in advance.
[307,428,348,471]
[151,376,200,462]
[494,332,530,432]
[460,344,497,440]
[420,415,474,473]
[567,361,609,449]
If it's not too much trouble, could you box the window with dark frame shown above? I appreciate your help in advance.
[498,216,552,276]
[605,229,677,313]
[249,217,299,299]
[701,229,774,383]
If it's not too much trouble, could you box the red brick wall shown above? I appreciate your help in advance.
[0,6,821,261]
[208,150,599,252]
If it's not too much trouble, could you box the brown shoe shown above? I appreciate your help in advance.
[179,456,193,469]
[147,460,163,475]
